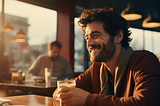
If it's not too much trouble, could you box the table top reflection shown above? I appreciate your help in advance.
[3,94,60,106]
[0,81,57,88]
[0,82,57,97]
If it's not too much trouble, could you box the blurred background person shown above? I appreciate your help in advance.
[26,41,73,80]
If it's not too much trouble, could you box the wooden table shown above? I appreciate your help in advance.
[3,94,60,106]
[0,82,57,97]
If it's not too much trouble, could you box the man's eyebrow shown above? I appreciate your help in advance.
[91,31,102,34]
[84,31,102,37]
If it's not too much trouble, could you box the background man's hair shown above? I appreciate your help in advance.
[48,41,62,50]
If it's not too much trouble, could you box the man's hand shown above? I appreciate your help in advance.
[53,88,58,100]
[53,87,90,106]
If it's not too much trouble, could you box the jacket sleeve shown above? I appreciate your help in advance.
[85,51,160,106]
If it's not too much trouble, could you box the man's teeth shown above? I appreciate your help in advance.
[91,48,98,52]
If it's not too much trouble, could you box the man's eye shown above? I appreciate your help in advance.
[93,34,98,38]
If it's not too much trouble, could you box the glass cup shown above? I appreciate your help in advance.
[45,68,51,87]
[57,80,76,89]
[56,80,76,102]
[12,72,19,84]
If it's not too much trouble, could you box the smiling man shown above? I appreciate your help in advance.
[85,21,116,63]
[53,7,160,106]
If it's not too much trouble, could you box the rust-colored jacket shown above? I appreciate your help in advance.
[75,50,160,106]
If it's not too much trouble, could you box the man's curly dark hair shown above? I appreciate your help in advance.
[78,7,132,47]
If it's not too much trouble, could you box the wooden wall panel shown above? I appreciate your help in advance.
[57,0,75,72]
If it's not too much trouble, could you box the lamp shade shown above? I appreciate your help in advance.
[15,29,26,38]
[10,37,26,43]
[16,38,26,42]
[1,22,14,32]
[142,14,160,28]
[121,4,142,21]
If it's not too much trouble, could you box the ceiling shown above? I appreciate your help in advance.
[17,0,160,32]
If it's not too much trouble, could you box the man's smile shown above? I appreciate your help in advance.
[89,45,101,54]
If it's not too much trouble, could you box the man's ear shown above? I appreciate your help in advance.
[114,30,124,44]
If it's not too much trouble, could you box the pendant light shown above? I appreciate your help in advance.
[1,22,14,32]
[15,29,26,38]
[142,14,160,28]
[11,37,26,43]
[121,3,142,21]
[16,38,26,42]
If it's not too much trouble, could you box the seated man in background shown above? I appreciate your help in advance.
[53,7,160,106]
[26,41,73,80]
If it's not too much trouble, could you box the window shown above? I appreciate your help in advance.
[74,18,86,72]
[1,0,57,72]
[130,27,160,55]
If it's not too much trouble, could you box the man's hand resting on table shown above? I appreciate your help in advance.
[53,87,90,106]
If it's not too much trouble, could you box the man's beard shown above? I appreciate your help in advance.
[90,38,116,63]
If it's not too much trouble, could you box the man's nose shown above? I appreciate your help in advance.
[87,37,94,47]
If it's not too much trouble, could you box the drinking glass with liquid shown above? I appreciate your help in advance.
[57,80,76,88]
[56,80,76,102]
[12,72,19,84]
